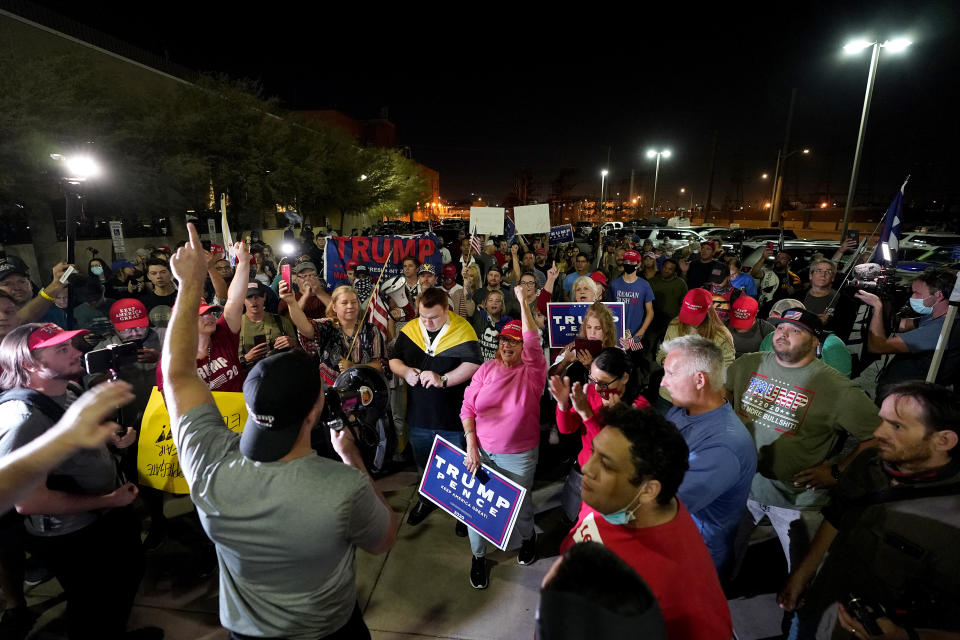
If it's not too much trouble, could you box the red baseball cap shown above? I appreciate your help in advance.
[535,247,547,255]
[622,250,641,263]
[110,299,149,330]
[729,295,759,330]
[590,271,608,287]
[442,263,457,276]
[497,320,523,342]
[198,303,222,316]
[678,289,714,325]
[346,260,359,270]
[28,323,89,351]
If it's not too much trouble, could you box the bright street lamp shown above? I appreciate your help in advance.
[768,147,810,223]
[600,169,609,215]
[839,37,912,238]
[646,149,671,216]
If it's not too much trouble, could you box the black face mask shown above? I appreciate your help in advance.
[622,265,637,274]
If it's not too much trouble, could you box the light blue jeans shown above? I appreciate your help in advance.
[467,446,539,558]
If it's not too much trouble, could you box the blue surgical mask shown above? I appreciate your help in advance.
[909,296,934,315]
[91,266,103,276]
[599,490,643,526]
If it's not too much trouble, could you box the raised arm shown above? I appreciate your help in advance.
[279,280,315,338]
[206,251,228,301]
[222,241,251,335]
[17,262,71,324]
[162,224,215,423]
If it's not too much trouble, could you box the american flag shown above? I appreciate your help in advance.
[620,335,644,351]
[368,283,390,337]
[470,225,482,258]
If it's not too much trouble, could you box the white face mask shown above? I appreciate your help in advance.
[909,295,935,315]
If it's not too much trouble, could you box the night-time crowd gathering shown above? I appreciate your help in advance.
[0,220,958,640]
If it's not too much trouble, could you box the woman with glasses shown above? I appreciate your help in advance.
[461,285,546,589]
[547,347,651,522]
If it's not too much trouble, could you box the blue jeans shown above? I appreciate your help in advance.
[467,446,539,558]
[408,426,465,472]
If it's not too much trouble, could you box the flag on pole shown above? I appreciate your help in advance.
[220,194,236,265]
[870,177,909,265]
[504,215,517,246]
[368,285,390,337]
[470,225,482,257]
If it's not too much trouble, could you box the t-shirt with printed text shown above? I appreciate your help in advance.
[724,351,880,509]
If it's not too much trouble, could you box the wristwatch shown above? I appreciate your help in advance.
[441,375,448,388]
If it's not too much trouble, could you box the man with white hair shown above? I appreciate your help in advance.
[660,335,756,574]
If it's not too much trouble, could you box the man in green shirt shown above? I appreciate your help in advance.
[648,258,688,352]
[725,308,879,572]
[239,282,298,370]
[758,300,852,377]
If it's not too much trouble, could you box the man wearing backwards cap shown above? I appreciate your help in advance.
[0,323,146,638]
[161,224,396,640]
[724,307,880,573]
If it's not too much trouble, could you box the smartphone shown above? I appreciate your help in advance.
[281,264,292,291]
[845,229,860,244]
[253,334,268,346]
[766,241,775,251]
[574,338,603,357]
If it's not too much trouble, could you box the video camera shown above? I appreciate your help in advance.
[316,366,395,476]
[83,340,142,377]
[843,263,911,303]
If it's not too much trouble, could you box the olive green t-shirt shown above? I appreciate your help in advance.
[725,351,880,510]
[239,313,297,357]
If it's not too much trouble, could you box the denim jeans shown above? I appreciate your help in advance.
[408,426,466,472]
[467,446,539,558]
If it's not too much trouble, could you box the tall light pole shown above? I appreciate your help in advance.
[839,37,912,238]
[600,169,608,218]
[769,148,810,224]
[646,149,671,217]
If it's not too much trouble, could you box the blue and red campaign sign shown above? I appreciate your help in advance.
[546,301,627,348]
[323,232,441,287]
[418,436,526,551]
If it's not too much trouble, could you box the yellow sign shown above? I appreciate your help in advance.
[137,387,247,494]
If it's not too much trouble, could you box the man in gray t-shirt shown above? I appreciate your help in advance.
[163,227,396,640]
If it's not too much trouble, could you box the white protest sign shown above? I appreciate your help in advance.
[470,207,505,235]
[514,204,551,235]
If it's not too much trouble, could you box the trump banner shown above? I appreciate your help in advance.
[548,224,574,245]
[546,301,627,348]
[137,388,247,494]
[418,436,526,551]
[324,233,440,286]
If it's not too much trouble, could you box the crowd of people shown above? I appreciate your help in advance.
[0,221,958,640]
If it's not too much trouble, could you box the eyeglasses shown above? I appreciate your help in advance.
[520,281,537,287]
[587,373,622,390]
[812,269,834,275]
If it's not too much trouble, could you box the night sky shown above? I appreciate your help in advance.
[20,1,960,208]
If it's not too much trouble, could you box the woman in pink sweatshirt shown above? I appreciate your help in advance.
[460,285,547,589]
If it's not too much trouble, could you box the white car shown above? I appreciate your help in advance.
[628,227,707,251]
[898,232,960,250]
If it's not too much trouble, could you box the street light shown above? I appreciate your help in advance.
[600,169,609,217]
[839,37,912,238]
[680,187,693,212]
[646,149,671,217]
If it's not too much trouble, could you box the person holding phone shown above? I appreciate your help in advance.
[461,285,547,589]
[548,302,618,384]
[239,282,298,370]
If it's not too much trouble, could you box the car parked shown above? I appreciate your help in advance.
[625,227,707,251]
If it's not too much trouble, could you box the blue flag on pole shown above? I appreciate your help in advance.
[504,215,517,246]
[870,177,909,265]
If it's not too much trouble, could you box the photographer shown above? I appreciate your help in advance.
[856,267,960,394]
[161,224,396,640]
[239,281,298,370]
[778,382,960,640]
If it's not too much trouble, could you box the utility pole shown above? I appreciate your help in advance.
[770,88,797,225]
[704,131,718,217]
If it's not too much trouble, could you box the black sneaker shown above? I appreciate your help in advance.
[517,533,538,566]
[470,556,488,589]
